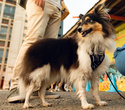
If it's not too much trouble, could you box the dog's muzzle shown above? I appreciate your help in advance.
[78,26,93,37]
[78,26,82,33]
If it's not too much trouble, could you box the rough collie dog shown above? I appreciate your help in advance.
[19,4,116,109]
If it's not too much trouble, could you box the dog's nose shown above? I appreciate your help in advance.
[78,26,82,33]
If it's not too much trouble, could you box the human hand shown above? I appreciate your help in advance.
[35,0,45,10]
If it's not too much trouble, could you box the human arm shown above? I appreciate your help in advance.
[34,0,45,10]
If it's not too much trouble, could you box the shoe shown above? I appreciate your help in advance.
[7,87,60,103]
[32,91,60,99]
[7,88,25,103]
[45,91,60,99]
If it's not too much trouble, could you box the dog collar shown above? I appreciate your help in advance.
[90,53,105,71]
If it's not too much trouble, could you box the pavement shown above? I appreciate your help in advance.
[0,90,125,110]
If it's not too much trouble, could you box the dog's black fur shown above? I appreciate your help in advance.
[19,4,116,109]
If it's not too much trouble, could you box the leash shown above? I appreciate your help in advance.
[106,71,125,100]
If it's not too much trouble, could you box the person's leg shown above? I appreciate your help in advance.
[40,1,61,98]
[61,82,66,91]
[8,0,61,102]
[44,4,61,38]
[9,0,49,91]
[58,82,61,91]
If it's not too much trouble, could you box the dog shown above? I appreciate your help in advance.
[18,4,116,109]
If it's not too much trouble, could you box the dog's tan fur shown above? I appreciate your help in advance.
[18,4,116,109]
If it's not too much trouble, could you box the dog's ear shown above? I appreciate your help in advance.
[78,14,84,27]
[79,14,84,19]
[93,4,110,19]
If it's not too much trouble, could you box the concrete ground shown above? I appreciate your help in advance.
[0,90,125,110]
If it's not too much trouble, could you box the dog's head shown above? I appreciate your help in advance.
[77,4,115,38]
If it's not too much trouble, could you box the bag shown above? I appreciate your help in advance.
[61,1,70,21]
[114,44,125,75]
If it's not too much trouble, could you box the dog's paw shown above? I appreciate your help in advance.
[82,104,94,109]
[42,102,52,107]
[96,101,108,106]
[23,103,33,109]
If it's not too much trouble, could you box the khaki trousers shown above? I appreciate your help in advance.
[10,0,61,90]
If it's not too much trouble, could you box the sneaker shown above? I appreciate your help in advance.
[32,91,60,99]
[45,91,60,99]
[7,87,60,103]
[7,88,25,103]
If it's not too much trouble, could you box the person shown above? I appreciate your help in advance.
[7,0,62,103]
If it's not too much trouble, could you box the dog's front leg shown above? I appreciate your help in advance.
[75,77,94,109]
[91,76,108,106]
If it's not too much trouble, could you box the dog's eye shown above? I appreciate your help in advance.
[86,19,93,23]
[86,19,91,22]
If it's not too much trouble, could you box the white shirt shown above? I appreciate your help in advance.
[17,0,62,10]
[46,0,61,9]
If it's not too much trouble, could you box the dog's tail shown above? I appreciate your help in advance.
[18,78,26,98]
